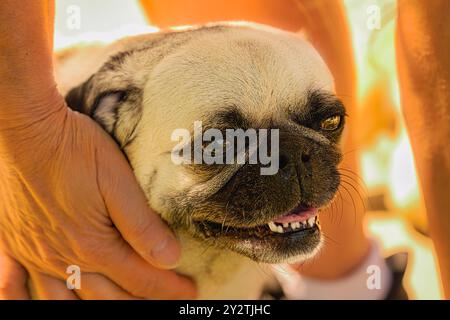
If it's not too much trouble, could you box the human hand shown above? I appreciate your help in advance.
[0,0,196,300]
[0,93,196,299]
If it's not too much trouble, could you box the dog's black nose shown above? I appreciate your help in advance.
[278,150,310,171]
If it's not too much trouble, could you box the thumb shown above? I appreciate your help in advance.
[97,136,182,269]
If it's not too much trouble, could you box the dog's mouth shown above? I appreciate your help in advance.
[197,203,320,239]
[192,202,322,263]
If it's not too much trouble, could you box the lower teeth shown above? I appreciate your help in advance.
[267,217,317,234]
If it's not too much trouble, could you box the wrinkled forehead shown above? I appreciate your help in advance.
[143,28,334,124]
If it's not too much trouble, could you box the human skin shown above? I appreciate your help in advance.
[140,0,370,279]
[396,0,450,298]
[0,0,196,299]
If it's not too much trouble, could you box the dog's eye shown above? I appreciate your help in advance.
[320,115,341,131]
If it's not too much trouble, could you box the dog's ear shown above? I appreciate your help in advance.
[65,79,141,149]
[91,90,129,133]
[65,75,94,115]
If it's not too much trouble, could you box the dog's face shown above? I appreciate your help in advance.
[66,24,344,264]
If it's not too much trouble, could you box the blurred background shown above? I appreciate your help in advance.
[53,0,443,299]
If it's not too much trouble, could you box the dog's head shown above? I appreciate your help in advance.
[65,24,345,264]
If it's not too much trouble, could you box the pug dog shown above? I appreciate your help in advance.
[55,22,345,299]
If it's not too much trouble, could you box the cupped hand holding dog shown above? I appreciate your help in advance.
[0,0,196,299]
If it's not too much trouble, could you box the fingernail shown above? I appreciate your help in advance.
[151,235,181,268]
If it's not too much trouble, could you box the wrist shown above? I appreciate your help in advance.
[0,85,66,126]
[0,89,67,158]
